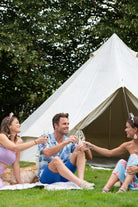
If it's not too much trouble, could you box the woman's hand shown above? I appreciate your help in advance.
[83,141,94,149]
[76,142,89,152]
[35,135,49,144]
[127,166,138,175]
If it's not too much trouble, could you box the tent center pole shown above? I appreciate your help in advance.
[108,106,111,149]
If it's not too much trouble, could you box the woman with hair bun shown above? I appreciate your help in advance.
[83,114,138,193]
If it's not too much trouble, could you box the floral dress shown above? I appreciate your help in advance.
[112,154,138,190]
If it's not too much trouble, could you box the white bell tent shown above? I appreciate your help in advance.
[20,33,138,162]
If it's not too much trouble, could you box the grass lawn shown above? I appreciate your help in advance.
[0,162,137,207]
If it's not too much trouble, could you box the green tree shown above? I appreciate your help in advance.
[0,0,137,123]
[0,0,55,121]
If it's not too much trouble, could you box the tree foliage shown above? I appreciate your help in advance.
[0,0,137,123]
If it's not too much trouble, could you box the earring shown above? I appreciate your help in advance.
[134,134,138,139]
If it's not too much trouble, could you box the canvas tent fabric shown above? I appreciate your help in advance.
[20,33,138,162]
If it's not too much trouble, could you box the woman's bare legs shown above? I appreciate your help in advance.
[103,173,135,193]
[118,174,135,192]
[102,173,119,192]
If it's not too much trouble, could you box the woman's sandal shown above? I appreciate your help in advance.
[102,187,110,193]
[117,187,126,193]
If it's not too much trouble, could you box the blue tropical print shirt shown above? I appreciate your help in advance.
[37,133,75,179]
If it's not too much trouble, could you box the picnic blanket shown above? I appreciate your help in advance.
[0,165,111,191]
[0,181,94,191]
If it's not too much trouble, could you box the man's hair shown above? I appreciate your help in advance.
[52,113,69,129]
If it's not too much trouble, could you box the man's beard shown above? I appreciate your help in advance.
[59,129,68,136]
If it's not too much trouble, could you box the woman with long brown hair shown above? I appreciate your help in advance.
[0,113,47,188]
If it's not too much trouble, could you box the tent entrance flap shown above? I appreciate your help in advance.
[83,89,137,158]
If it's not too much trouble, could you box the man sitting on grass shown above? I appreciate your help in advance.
[37,113,94,189]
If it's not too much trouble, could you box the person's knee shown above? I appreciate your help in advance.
[118,159,127,165]
[115,159,127,170]
[52,156,62,165]
[48,156,63,173]
[77,150,85,157]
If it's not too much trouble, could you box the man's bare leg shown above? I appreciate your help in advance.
[70,150,86,180]
[48,156,82,187]
[48,156,94,189]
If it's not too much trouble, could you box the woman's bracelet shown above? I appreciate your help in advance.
[34,140,37,145]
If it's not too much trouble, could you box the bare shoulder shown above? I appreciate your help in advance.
[0,133,8,143]
[16,136,23,144]
[0,133,7,138]
[121,141,132,148]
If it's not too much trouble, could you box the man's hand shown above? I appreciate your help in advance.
[65,135,79,145]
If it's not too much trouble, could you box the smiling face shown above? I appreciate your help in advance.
[9,118,21,134]
[125,122,137,139]
[54,117,69,136]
